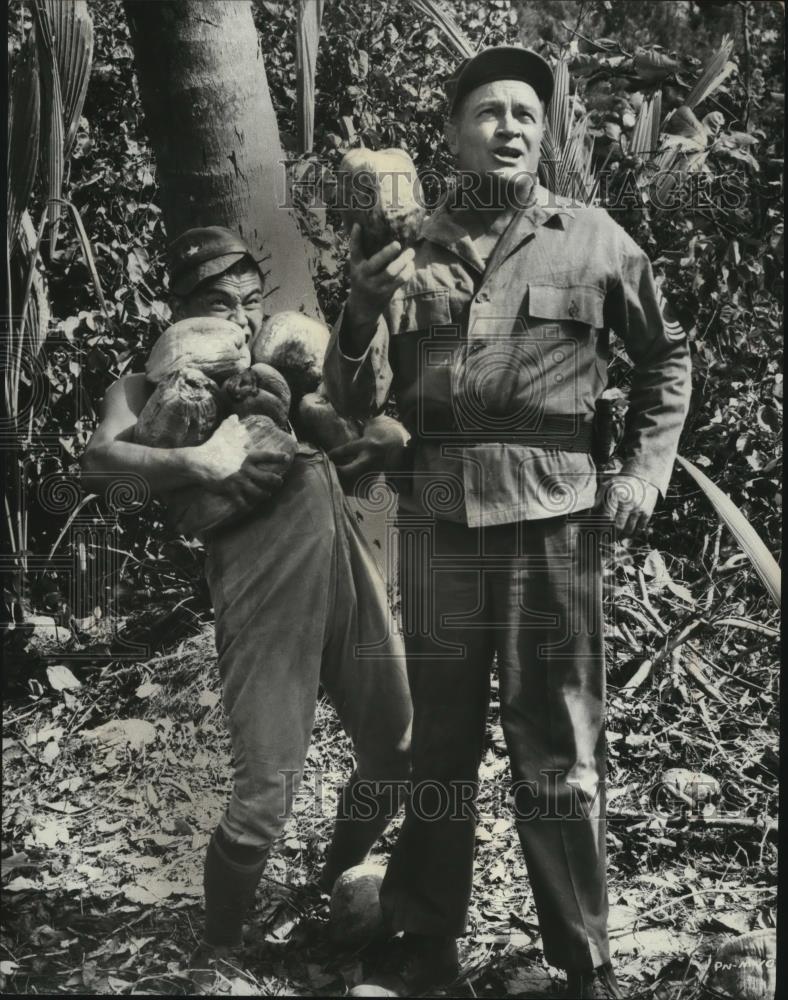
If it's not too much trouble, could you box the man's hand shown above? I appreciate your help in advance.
[192,438,292,507]
[329,415,409,491]
[344,223,416,352]
[216,449,290,507]
[593,474,658,538]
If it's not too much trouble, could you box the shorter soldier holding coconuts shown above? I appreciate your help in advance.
[81,226,413,980]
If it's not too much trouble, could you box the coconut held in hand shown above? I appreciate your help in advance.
[146,317,251,384]
[221,362,292,427]
[329,862,387,949]
[134,367,225,448]
[250,311,330,403]
[167,414,298,537]
[337,147,425,257]
[297,384,362,452]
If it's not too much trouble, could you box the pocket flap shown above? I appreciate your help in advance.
[393,288,453,335]
[528,283,604,329]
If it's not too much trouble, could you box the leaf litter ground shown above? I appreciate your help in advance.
[2,541,778,997]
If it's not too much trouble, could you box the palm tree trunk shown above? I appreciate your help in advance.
[123,0,320,318]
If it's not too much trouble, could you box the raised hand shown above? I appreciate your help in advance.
[345,223,416,331]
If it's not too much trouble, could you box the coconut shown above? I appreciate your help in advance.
[146,317,250,384]
[704,930,776,1000]
[337,147,425,257]
[297,386,362,452]
[249,311,330,403]
[221,362,292,427]
[329,862,387,949]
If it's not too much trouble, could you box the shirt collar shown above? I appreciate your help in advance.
[419,184,575,272]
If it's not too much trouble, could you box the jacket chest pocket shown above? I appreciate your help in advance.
[393,288,454,336]
[449,283,605,431]
[527,282,605,331]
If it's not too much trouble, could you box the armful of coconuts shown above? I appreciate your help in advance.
[124,308,409,535]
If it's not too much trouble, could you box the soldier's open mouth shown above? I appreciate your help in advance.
[491,146,522,162]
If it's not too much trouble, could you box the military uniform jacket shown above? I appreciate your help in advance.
[324,187,692,526]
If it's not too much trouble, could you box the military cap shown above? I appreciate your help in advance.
[446,46,554,115]
[168,226,259,297]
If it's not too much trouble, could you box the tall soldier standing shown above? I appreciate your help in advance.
[323,47,692,999]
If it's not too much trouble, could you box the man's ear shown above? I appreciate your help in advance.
[170,295,188,321]
[444,117,459,156]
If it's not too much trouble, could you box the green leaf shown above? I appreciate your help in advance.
[43,0,94,156]
[32,0,65,250]
[405,0,476,59]
[633,49,679,83]
[677,456,781,606]
[7,32,41,256]
[295,0,325,153]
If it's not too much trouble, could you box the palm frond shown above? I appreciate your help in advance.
[540,53,595,204]
[406,0,476,59]
[295,0,324,153]
[548,52,572,151]
[677,456,781,607]
[43,0,94,156]
[7,31,41,256]
[629,94,656,158]
[31,0,65,250]
[684,34,735,111]
[650,90,662,154]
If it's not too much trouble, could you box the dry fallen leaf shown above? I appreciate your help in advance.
[46,664,82,691]
[135,681,162,699]
[4,876,39,892]
[82,719,156,751]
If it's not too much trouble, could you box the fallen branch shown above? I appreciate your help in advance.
[608,809,777,834]
[712,616,779,638]
[622,617,706,691]
[682,652,728,705]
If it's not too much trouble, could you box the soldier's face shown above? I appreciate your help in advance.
[177,265,264,340]
[447,79,544,190]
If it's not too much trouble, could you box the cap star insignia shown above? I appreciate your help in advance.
[184,244,201,257]
[568,299,579,319]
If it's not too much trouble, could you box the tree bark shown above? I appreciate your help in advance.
[123,0,320,318]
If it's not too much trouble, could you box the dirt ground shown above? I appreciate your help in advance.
[2,563,778,997]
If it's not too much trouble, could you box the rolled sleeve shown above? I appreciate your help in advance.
[323,304,393,420]
[604,226,692,497]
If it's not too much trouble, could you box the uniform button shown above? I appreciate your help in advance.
[477,290,490,303]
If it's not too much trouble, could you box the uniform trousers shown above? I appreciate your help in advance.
[204,449,413,855]
[379,510,610,972]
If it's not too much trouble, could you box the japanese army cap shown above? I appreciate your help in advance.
[169,226,259,296]
[445,46,554,115]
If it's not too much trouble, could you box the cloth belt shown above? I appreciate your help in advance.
[415,413,595,452]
